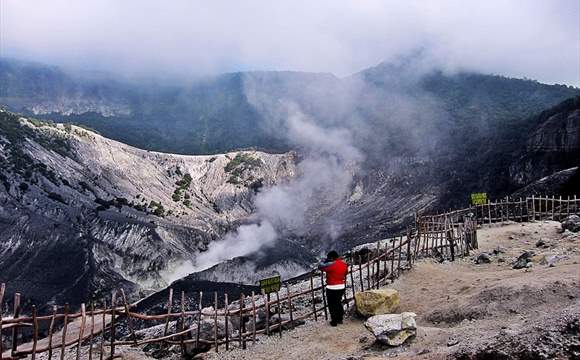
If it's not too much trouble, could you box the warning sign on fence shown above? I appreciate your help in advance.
[259,275,281,294]
[471,192,488,205]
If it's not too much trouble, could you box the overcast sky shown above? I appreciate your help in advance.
[1,0,578,85]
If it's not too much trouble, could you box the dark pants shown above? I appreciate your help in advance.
[326,288,345,324]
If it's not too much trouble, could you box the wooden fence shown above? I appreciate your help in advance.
[426,195,579,225]
[0,194,576,359]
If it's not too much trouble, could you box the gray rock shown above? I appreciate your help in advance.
[432,248,445,263]
[475,253,491,264]
[183,315,232,356]
[492,247,506,255]
[513,251,534,269]
[535,239,546,247]
[540,255,569,267]
[447,337,460,346]
[561,215,580,233]
[364,312,417,346]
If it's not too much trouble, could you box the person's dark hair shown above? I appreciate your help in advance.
[327,250,339,260]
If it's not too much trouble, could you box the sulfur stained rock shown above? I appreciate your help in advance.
[355,289,400,317]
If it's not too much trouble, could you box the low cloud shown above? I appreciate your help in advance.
[1,0,578,85]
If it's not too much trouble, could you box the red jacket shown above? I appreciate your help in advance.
[319,258,348,285]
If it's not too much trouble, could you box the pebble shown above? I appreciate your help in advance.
[447,337,460,346]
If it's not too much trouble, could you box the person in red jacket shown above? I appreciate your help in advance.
[318,250,348,326]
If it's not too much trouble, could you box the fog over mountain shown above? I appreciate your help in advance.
[1,0,578,86]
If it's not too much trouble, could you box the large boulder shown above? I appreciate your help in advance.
[355,289,400,317]
[561,215,580,233]
[364,312,417,346]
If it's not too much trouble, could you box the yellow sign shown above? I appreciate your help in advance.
[471,192,488,205]
[259,275,281,294]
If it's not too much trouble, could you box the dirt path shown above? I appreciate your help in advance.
[197,220,580,359]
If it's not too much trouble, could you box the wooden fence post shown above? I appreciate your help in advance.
[532,195,536,220]
[214,292,218,352]
[251,291,257,345]
[473,218,479,249]
[366,253,371,290]
[358,255,364,292]
[375,241,381,288]
[196,291,203,349]
[422,222,429,256]
[180,291,186,355]
[459,223,465,257]
[275,291,282,339]
[414,223,422,262]
[286,286,294,330]
[75,304,86,360]
[163,288,173,337]
[239,293,246,349]
[349,264,357,307]
[99,301,105,360]
[0,283,4,360]
[406,228,412,268]
[120,289,137,345]
[61,303,70,360]
[397,236,403,277]
[447,226,455,262]
[89,303,95,360]
[11,293,21,357]
[224,293,229,350]
[384,241,390,277]
[430,224,437,255]
[263,290,270,336]
[371,249,377,289]
[320,273,328,320]
[309,273,318,321]
[31,305,38,360]
[390,239,395,278]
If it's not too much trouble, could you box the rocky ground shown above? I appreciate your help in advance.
[187,220,578,360]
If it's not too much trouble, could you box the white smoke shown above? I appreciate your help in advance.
[192,221,277,272]
[192,101,364,271]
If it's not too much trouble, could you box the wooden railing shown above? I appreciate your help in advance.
[426,195,579,225]
[1,194,576,359]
